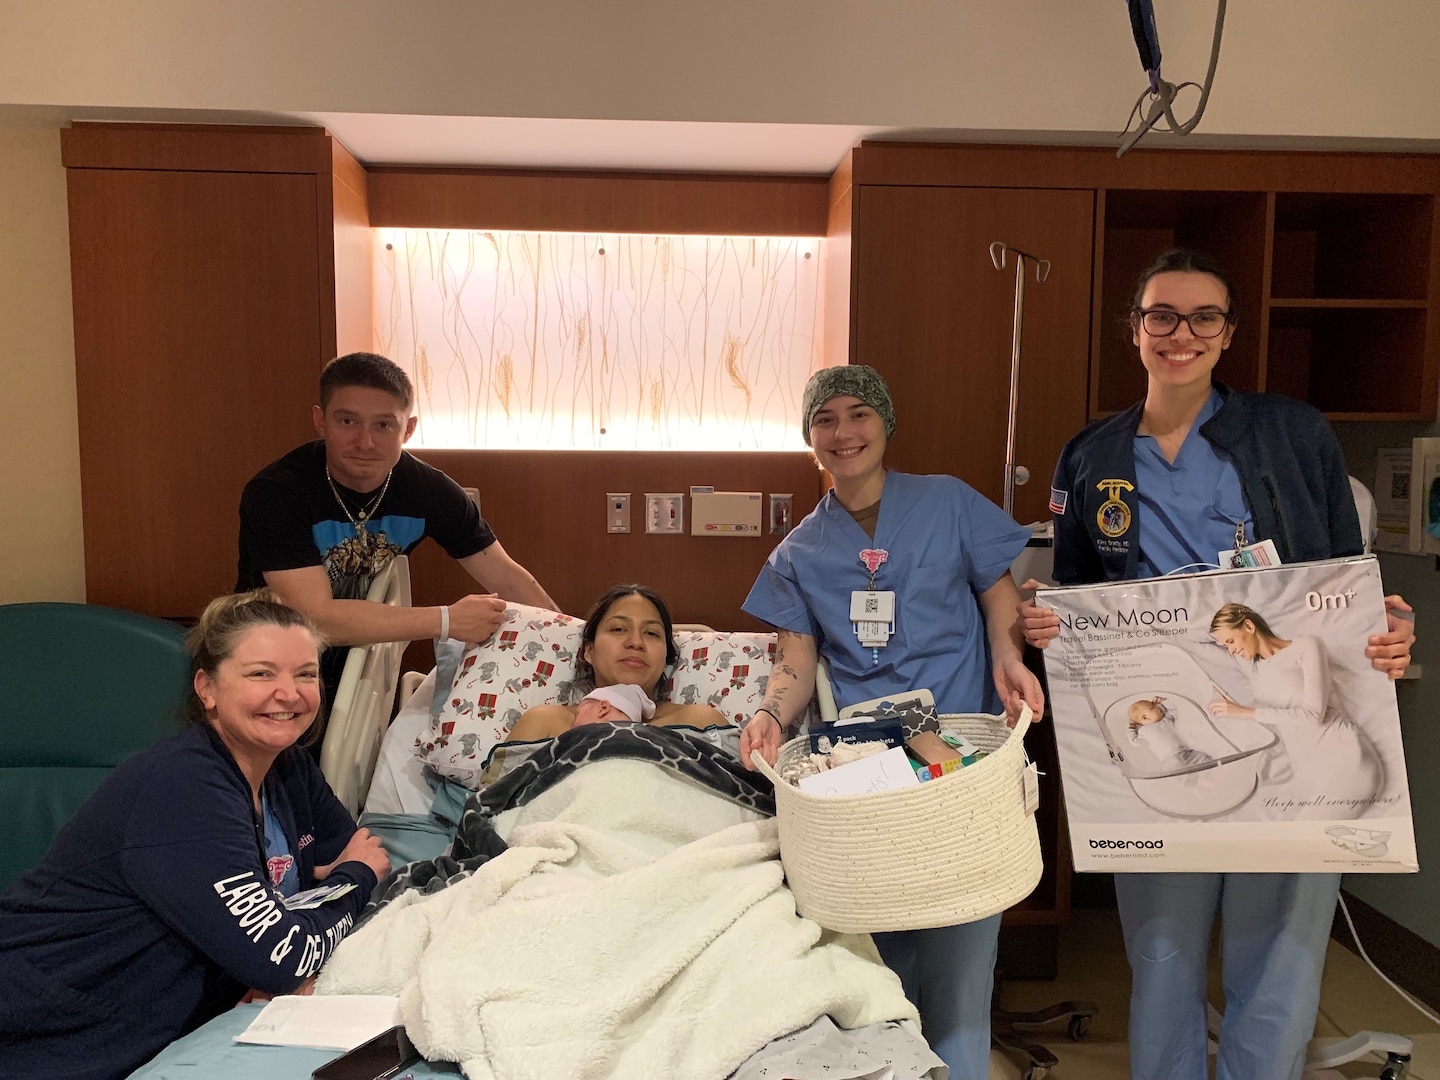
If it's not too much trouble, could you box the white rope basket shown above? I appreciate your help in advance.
[753,705,1043,933]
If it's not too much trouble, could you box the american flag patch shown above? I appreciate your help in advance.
[1049,487,1068,515]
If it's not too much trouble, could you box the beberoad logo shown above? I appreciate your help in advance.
[1089,838,1164,850]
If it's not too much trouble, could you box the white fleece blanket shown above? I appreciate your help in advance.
[317,760,917,1080]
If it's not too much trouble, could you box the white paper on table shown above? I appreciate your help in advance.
[233,994,401,1051]
[798,746,921,797]
[282,882,357,910]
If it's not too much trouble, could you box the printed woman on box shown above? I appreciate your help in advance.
[0,590,391,1080]
[738,364,1044,1078]
[1018,248,1415,1080]
[1208,602,1383,818]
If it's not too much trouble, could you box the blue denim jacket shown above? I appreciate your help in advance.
[1048,383,1362,585]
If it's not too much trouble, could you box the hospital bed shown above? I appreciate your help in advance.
[318,555,411,816]
[133,604,943,1079]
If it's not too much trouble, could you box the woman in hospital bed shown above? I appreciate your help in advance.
[504,583,732,742]
[1207,602,1382,815]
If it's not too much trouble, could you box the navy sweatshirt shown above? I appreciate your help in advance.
[0,724,379,1080]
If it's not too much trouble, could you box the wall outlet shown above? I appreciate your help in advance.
[463,487,481,513]
[769,493,794,535]
[607,492,631,533]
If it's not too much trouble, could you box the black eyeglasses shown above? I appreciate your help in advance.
[1134,308,1232,338]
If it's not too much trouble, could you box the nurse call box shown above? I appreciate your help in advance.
[691,491,762,536]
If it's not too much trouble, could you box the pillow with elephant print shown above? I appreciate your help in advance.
[416,605,584,786]
[668,630,778,728]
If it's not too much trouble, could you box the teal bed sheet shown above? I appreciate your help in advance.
[127,1003,462,1079]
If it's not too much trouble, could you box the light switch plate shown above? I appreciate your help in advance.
[644,492,685,534]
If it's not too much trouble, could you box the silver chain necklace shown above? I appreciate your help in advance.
[325,465,393,539]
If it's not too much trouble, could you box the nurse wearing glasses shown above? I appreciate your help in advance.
[1019,249,1415,1080]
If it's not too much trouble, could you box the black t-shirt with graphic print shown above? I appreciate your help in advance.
[237,440,495,596]
[237,441,497,703]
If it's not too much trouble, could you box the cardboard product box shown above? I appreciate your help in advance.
[1040,556,1417,874]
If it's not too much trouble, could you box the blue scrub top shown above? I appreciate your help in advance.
[1133,390,1252,577]
[743,471,1030,715]
[260,795,299,896]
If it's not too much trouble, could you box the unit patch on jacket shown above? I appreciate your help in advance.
[1096,479,1134,538]
[1049,487,1068,515]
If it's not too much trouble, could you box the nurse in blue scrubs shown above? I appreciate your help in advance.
[1019,248,1416,1080]
[740,363,1044,1077]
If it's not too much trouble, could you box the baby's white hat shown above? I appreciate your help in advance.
[582,683,656,723]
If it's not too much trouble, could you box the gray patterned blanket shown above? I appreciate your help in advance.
[360,722,776,923]
[317,728,915,1080]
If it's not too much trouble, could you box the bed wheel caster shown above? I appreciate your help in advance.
[1066,1014,1090,1040]
[1380,1052,1411,1080]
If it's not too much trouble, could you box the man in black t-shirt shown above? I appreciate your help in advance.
[237,353,555,662]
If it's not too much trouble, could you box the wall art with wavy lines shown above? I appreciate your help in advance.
[373,229,824,451]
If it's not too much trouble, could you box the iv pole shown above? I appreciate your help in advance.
[989,241,1050,518]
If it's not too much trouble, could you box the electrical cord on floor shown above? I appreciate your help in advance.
[1338,892,1440,1028]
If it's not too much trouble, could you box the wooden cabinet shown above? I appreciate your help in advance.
[849,184,1096,526]
[836,143,1440,434]
[1267,193,1434,416]
[61,124,372,617]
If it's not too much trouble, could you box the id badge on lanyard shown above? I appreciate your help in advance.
[1219,521,1281,570]
[853,548,895,666]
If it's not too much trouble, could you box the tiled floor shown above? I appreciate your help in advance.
[987,907,1439,1079]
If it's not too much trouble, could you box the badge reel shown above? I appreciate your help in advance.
[1218,521,1281,570]
[850,589,896,661]
[854,548,894,666]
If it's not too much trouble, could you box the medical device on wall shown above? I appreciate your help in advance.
[990,242,1050,518]
[1117,0,1227,157]
[1408,436,1440,555]
[690,491,762,536]
[606,493,632,534]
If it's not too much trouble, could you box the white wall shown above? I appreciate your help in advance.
[1,0,1438,140]
[0,126,85,603]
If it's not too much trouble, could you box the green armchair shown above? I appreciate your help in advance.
[0,603,189,891]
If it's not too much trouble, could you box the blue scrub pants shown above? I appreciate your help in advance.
[1116,871,1341,1080]
[873,913,1000,1079]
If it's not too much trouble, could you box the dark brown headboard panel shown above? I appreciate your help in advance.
[407,450,825,635]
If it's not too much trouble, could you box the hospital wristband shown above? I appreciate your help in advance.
[439,605,450,641]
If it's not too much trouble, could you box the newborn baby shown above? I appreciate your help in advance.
[1127,695,1212,770]
[572,683,657,728]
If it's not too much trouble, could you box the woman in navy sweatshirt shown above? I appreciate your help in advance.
[0,590,392,1080]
